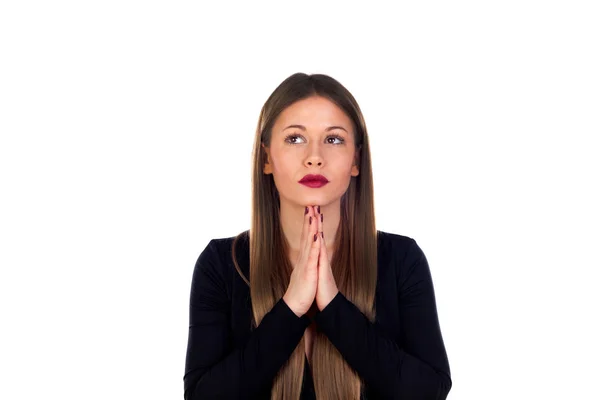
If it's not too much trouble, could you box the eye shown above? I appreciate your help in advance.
[284,134,345,145]
[327,136,345,145]
[284,134,305,144]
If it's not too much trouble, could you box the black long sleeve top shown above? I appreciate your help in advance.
[184,230,452,399]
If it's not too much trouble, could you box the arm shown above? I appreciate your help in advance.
[313,239,452,399]
[183,240,311,399]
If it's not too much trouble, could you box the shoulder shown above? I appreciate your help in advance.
[197,230,248,261]
[377,229,422,259]
[190,231,249,298]
[377,230,429,280]
[193,230,249,278]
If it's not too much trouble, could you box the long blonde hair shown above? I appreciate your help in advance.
[231,73,378,399]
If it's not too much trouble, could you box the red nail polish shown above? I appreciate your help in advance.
[321,231,324,238]
[314,233,317,241]
[317,205,320,213]
[321,214,323,223]
[305,207,308,215]
[309,217,312,225]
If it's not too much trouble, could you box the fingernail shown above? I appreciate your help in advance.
[321,214,323,223]
[305,207,308,215]
[321,231,324,238]
[309,216,312,225]
[317,205,320,213]
[314,233,317,241]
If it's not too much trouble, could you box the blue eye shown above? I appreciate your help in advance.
[284,134,345,145]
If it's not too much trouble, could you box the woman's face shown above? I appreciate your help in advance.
[263,95,360,209]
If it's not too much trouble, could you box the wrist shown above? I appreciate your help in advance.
[317,289,340,311]
[282,294,304,317]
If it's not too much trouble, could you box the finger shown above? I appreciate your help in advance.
[309,222,321,262]
[319,232,328,267]
[299,206,310,244]
[302,205,316,257]
[295,206,310,267]
[312,206,322,265]
[311,205,318,236]
[311,207,320,249]
[315,206,328,268]
[315,205,323,239]
[315,209,322,271]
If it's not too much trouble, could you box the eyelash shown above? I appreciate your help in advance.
[284,134,345,145]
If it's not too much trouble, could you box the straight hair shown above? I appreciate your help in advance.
[231,72,378,399]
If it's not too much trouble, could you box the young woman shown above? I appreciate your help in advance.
[184,73,452,399]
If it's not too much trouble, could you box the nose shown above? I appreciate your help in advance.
[305,142,323,167]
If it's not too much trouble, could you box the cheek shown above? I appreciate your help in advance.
[270,158,296,186]
[330,157,355,175]
[272,153,295,174]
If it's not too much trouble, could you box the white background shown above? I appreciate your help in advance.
[1,1,599,399]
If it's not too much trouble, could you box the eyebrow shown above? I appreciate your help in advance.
[283,124,348,133]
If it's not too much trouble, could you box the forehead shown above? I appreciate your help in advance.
[274,96,353,130]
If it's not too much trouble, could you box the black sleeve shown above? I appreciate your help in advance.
[183,240,311,399]
[313,239,452,399]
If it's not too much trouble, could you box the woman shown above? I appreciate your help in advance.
[184,73,452,399]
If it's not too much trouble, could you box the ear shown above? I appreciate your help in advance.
[351,146,360,177]
[262,143,273,174]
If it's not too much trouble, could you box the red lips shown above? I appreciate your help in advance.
[299,174,329,183]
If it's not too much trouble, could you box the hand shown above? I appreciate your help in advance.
[282,206,320,317]
[313,205,339,311]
